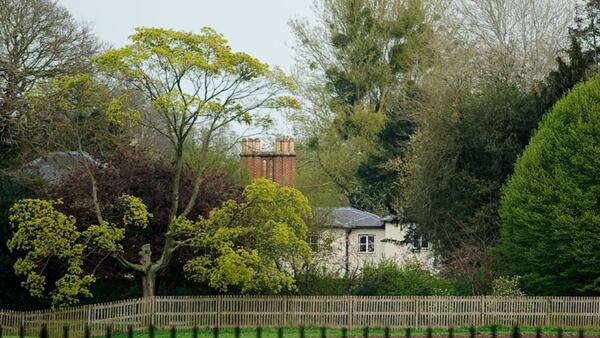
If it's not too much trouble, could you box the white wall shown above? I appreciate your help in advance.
[382,222,435,269]
[312,222,434,276]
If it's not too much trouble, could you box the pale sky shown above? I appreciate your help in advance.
[57,0,317,139]
[58,0,315,73]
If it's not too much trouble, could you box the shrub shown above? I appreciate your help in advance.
[491,276,525,296]
[495,75,600,295]
[295,268,349,295]
[352,259,461,296]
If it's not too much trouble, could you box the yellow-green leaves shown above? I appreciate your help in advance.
[106,95,142,128]
[8,199,78,255]
[7,195,152,307]
[7,199,94,307]
[29,73,139,154]
[95,26,270,82]
[183,178,312,293]
[119,195,152,228]
[82,222,125,254]
[94,26,299,149]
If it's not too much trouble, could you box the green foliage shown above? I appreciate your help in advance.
[7,199,95,307]
[294,268,349,295]
[0,173,48,309]
[495,75,600,295]
[0,0,99,156]
[119,195,152,228]
[294,144,348,207]
[405,7,600,292]
[491,276,525,297]
[352,259,461,296]
[93,26,298,149]
[291,0,432,214]
[413,85,538,254]
[183,178,312,294]
[6,193,152,307]
[405,83,539,294]
[28,73,136,154]
[11,25,302,303]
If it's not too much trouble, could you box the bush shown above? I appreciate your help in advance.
[0,173,48,309]
[491,276,525,296]
[352,259,462,296]
[294,268,349,295]
[495,75,600,295]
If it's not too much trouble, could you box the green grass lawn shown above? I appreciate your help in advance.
[4,326,599,338]
[103,326,600,338]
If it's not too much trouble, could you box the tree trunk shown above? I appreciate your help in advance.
[139,243,155,297]
[141,271,156,298]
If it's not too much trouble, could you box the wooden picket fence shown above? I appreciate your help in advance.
[2,296,600,337]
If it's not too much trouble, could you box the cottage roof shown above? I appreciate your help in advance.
[316,207,383,229]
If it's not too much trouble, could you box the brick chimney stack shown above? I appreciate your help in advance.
[240,137,296,187]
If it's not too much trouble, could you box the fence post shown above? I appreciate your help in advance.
[415,297,420,329]
[544,298,552,328]
[19,312,23,336]
[283,296,287,328]
[480,296,485,327]
[217,295,222,328]
[151,296,157,328]
[348,296,353,328]
[87,305,92,328]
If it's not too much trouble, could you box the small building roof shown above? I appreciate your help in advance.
[316,207,384,229]
[23,151,103,184]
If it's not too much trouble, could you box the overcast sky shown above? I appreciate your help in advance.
[58,0,315,72]
[57,0,317,138]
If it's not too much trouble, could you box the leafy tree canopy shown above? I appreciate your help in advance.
[495,74,600,295]
[291,0,432,214]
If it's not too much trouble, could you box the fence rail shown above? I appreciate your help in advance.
[2,296,600,336]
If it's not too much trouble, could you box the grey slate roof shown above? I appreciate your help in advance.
[23,151,103,184]
[316,207,383,229]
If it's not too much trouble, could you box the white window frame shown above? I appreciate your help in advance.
[358,234,375,254]
[412,235,430,252]
[308,234,320,252]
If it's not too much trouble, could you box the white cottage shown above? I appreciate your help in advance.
[311,207,434,276]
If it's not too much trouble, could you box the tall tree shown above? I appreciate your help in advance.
[0,0,98,162]
[290,0,433,214]
[401,0,587,292]
[495,75,600,295]
[453,0,575,87]
[571,0,600,70]
[8,27,306,306]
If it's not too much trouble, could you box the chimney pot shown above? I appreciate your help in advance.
[241,138,248,153]
[254,138,261,153]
